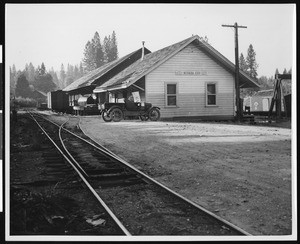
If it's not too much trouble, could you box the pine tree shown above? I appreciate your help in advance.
[93,32,105,68]
[27,63,35,84]
[83,40,96,72]
[35,65,41,77]
[59,64,66,88]
[239,53,248,73]
[15,72,32,98]
[38,62,46,75]
[65,63,75,86]
[246,44,259,79]
[34,72,56,93]
[82,31,119,71]
[103,35,110,63]
[103,31,119,63]
[10,65,17,89]
[74,65,79,80]
[49,67,60,89]
[79,62,84,76]
[109,31,118,62]
[267,76,275,88]
[24,63,29,76]
[66,64,74,78]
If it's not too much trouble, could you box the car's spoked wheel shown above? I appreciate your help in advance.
[149,108,160,121]
[102,111,112,122]
[111,108,123,122]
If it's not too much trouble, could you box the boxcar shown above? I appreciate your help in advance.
[47,90,72,113]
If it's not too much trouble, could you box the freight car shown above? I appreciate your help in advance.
[47,90,72,113]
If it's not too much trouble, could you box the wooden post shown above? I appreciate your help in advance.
[222,23,247,122]
[277,81,282,120]
[268,73,291,122]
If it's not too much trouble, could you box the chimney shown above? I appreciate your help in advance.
[141,41,145,60]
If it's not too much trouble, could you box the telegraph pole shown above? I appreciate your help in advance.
[222,23,247,122]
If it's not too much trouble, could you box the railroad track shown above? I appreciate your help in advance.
[28,111,252,236]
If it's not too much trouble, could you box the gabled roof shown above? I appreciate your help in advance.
[252,87,290,97]
[94,35,259,93]
[255,89,274,97]
[63,47,151,92]
[34,89,47,97]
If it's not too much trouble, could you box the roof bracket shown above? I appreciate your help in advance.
[132,83,145,91]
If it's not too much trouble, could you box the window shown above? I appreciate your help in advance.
[69,95,72,106]
[165,83,177,107]
[206,83,217,106]
[69,95,76,106]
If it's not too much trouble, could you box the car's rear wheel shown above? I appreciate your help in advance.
[149,108,160,121]
[111,108,123,122]
[102,111,112,122]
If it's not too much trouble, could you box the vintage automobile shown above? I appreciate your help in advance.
[100,99,160,122]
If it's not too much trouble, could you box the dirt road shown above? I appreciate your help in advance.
[79,117,292,235]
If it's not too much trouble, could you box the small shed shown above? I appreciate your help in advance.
[243,89,274,113]
[31,89,47,106]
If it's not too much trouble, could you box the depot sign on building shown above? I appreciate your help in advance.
[175,70,207,76]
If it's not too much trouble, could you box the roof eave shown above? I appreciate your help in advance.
[93,84,128,93]
[239,72,260,88]
[64,48,151,92]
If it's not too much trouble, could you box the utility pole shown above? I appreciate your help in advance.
[222,23,247,122]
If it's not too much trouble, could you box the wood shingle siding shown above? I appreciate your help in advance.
[146,43,235,118]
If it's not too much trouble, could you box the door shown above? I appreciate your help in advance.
[262,98,269,111]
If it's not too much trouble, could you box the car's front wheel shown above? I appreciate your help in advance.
[148,108,160,121]
[102,111,112,122]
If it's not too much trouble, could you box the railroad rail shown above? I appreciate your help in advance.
[28,111,252,236]
[28,111,131,236]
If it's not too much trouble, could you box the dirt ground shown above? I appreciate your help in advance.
[77,116,293,236]
[9,114,124,235]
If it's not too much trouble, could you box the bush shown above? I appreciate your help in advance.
[12,96,37,108]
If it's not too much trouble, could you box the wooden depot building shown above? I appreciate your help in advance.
[93,35,260,120]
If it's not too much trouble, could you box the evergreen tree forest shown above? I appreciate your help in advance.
[10,62,85,97]
[82,31,118,72]
[9,30,119,102]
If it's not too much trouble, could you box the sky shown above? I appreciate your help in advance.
[5,3,295,78]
